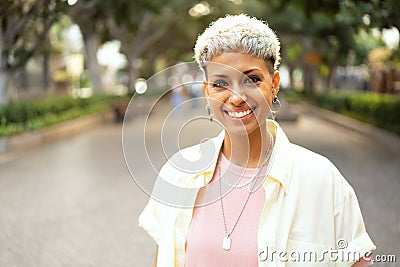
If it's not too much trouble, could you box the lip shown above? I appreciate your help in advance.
[223,106,257,122]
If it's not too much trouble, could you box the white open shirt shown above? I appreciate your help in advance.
[139,120,376,266]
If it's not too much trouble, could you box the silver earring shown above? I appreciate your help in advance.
[271,95,281,120]
[206,100,214,122]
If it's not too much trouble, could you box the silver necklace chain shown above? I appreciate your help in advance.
[221,131,273,189]
[218,131,275,250]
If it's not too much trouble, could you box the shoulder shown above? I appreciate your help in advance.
[291,143,330,165]
[158,133,222,185]
[290,143,337,177]
[284,143,360,223]
[287,143,352,197]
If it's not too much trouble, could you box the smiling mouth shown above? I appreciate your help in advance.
[225,107,256,119]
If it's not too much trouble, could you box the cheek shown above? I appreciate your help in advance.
[208,92,229,107]
[260,86,274,106]
[265,94,273,106]
[249,89,272,107]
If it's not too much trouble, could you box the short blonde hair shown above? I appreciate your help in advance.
[194,14,281,72]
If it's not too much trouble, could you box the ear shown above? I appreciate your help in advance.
[203,81,209,97]
[272,71,281,94]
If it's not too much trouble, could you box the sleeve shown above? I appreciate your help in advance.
[138,162,174,245]
[138,197,163,245]
[333,169,376,266]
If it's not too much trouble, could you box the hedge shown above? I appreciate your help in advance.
[305,91,400,135]
[0,94,129,137]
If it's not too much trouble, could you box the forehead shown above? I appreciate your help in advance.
[206,52,271,78]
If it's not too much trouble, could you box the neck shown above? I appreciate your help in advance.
[222,124,273,168]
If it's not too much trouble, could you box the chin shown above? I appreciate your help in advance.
[221,120,265,137]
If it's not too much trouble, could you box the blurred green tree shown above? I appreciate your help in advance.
[106,0,170,90]
[255,0,356,91]
[138,0,258,78]
[354,28,387,66]
[67,0,109,93]
[343,0,399,29]
[250,0,399,91]
[68,0,204,92]
[0,0,64,105]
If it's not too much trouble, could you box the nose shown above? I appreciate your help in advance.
[228,90,247,106]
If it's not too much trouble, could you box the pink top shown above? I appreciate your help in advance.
[185,153,373,267]
[185,153,267,266]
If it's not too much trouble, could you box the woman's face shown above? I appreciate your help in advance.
[204,52,280,136]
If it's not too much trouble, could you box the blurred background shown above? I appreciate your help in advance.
[0,0,399,266]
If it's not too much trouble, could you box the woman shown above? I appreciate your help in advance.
[139,14,375,266]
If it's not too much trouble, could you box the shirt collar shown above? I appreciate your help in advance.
[267,120,293,193]
[202,120,293,193]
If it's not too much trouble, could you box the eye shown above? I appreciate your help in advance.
[212,80,229,88]
[244,75,261,84]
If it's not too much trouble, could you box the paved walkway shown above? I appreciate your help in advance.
[0,103,399,266]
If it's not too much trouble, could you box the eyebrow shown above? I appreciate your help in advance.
[243,69,260,75]
[211,74,228,78]
[211,69,261,78]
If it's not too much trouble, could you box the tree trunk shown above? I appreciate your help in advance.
[124,51,139,93]
[327,65,337,90]
[129,67,139,92]
[301,36,314,93]
[303,66,314,92]
[82,32,103,93]
[0,70,11,105]
[288,64,295,90]
[125,57,139,93]
[20,65,28,90]
[43,52,52,93]
[145,52,157,77]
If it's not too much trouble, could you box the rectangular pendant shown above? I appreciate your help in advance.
[222,236,231,250]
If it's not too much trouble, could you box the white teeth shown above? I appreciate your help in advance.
[228,109,252,118]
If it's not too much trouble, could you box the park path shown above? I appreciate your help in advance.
[0,103,399,266]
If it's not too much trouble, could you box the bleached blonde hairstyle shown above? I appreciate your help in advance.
[194,14,281,72]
